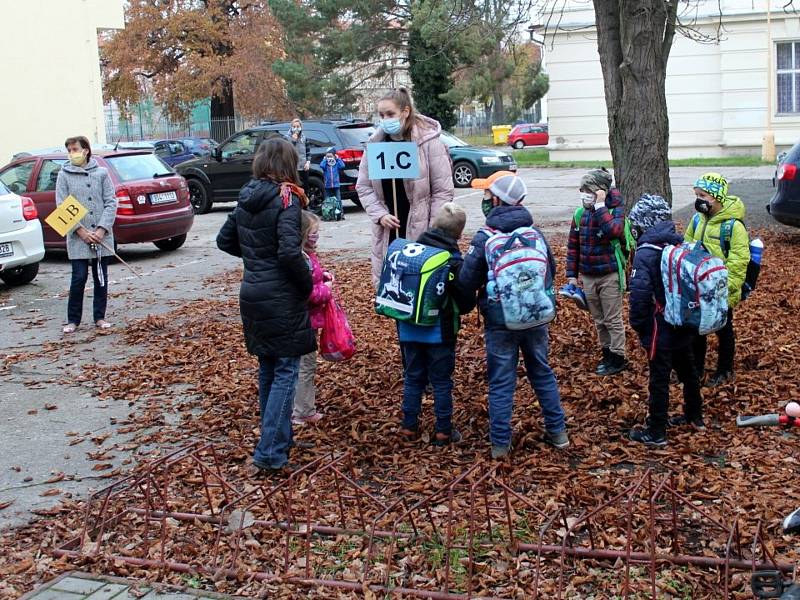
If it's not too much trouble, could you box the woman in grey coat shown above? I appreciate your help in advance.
[56,136,117,333]
[286,118,310,192]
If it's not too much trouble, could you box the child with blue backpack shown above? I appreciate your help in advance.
[684,173,751,387]
[626,195,705,447]
[396,203,476,446]
[459,174,568,458]
[320,147,346,220]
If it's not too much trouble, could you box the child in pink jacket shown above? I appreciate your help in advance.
[293,211,332,425]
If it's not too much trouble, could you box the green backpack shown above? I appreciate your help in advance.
[573,206,636,291]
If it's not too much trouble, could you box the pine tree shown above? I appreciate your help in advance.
[408,27,457,130]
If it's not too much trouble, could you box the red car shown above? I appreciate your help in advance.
[507,123,549,149]
[0,150,194,251]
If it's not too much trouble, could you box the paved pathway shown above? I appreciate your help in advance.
[21,572,237,600]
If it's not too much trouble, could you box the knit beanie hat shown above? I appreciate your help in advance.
[579,167,613,192]
[628,194,672,234]
[693,172,728,202]
[489,174,527,205]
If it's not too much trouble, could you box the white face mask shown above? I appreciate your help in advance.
[580,192,596,208]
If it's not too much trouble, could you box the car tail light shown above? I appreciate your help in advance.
[21,196,38,220]
[116,188,135,215]
[336,148,364,164]
[778,163,797,181]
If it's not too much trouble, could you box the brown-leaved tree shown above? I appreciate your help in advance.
[102,0,290,137]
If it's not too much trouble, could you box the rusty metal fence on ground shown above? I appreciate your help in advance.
[53,442,795,599]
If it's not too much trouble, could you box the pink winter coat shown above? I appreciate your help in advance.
[305,251,331,330]
[356,114,454,285]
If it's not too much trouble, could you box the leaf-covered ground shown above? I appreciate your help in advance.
[2,232,799,599]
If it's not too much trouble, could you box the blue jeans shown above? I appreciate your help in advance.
[485,325,565,447]
[401,342,456,435]
[67,257,109,325]
[254,356,300,468]
[324,187,342,204]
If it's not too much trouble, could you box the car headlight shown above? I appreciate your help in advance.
[481,156,501,164]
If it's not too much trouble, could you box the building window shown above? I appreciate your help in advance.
[777,41,800,113]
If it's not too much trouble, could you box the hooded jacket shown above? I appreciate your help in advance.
[356,115,454,285]
[55,159,117,260]
[458,205,556,330]
[565,188,626,279]
[397,228,477,344]
[684,196,750,307]
[629,221,694,354]
[216,178,315,358]
[320,156,345,189]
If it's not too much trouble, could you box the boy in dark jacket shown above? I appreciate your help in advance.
[627,194,704,448]
[459,175,568,459]
[398,203,476,446]
[566,168,628,376]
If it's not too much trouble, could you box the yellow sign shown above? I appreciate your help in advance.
[45,195,88,237]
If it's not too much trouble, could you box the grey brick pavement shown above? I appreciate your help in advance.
[20,573,238,600]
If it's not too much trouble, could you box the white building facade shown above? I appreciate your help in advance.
[542,1,800,160]
[0,0,124,162]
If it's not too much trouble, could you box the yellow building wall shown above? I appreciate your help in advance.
[0,0,124,163]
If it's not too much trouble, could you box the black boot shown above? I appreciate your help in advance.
[599,352,627,376]
[595,347,612,375]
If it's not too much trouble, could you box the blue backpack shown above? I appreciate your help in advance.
[483,226,555,330]
[660,242,729,335]
[375,239,452,326]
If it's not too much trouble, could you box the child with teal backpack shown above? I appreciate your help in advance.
[459,174,569,459]
[320,147,345,221]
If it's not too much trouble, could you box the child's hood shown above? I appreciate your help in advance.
[485,205,533,232]
[711,195,746,223]
[238,179,280,213]
[638,220,682,247]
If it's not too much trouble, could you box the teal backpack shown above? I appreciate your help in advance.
[573,206,636,291]
[321,195,343,221]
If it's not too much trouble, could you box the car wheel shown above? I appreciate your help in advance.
[153,234,187,251]
[453,162,477,188]
[187,179,213,214]
[0,262,39,286]
[513,140,525,149]
[306,176,325,216]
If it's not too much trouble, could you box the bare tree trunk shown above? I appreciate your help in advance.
[211,77,236,141]
[492,89,505,124]
[593,0,678,208]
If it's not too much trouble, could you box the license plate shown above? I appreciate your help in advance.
[150,191,178,205]
[0,242,13,258]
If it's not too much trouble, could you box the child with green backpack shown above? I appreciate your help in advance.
[684,172,752,387]
[566,168,634,376]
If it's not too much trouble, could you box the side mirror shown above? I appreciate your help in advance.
[213,148,222,161]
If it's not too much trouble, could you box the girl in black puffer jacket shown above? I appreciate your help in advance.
[217,138,315,472]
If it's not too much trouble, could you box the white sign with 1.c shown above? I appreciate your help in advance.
[366,142,420,179]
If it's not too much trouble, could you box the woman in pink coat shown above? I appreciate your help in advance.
[356,87,454,285]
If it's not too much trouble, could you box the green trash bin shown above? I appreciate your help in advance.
[492,125,512,145]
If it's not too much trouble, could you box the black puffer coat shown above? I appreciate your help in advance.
[217,179,315,357]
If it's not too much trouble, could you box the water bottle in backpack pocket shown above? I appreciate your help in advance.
[661,242,729,335]
[484,227,555,330]
[375,238,452,325]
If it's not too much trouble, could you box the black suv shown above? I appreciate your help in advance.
[176,120,375,214]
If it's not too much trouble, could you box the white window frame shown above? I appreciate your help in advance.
[776,41,800,114]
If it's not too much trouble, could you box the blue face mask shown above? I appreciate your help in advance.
[381,118,402,135]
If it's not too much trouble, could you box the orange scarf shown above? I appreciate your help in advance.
[280,182,308,209]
